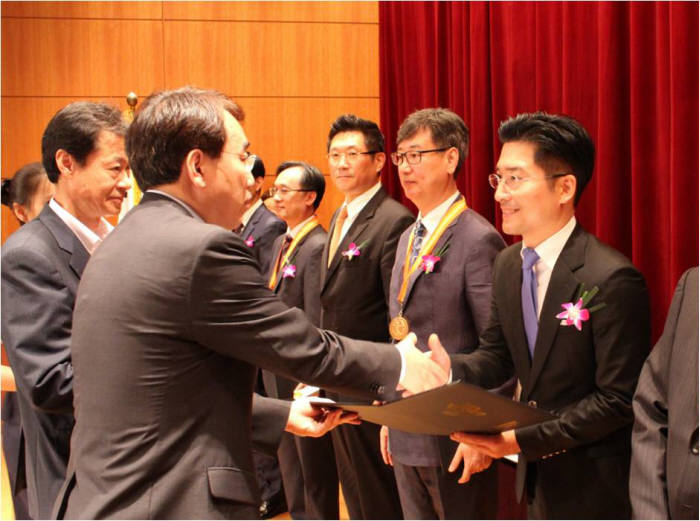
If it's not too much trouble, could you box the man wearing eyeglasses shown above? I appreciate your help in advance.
[437,112,650,519]
[53,89,450,520]
[320,114,414,519]
[262,161,339,519]
[380,108,505,520]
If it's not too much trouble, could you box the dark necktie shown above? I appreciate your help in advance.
[273,234,293,276]
[409,220,426,267]
[521,247,540,358]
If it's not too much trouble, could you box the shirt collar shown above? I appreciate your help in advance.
[344,182,382,222]
[48,198,113,255]
[147,189,203,221]
[241,198,263,227]
[287,214,316,238]
[521,216,577,269]
[416,190,461,236]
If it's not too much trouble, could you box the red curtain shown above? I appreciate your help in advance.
[379,1,698,344]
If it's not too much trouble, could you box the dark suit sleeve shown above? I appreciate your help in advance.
[1,247,74,413]
[188,230,401,399]
[251,393,290,456]
[629,269,691,519]
[302,240,324,327]
[516,265,650,459]
[380,213,414,307]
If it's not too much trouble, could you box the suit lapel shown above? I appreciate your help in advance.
[523,226,587,396]
[242,205,263,239]
[321,188,386,294]
[39,205,91,279]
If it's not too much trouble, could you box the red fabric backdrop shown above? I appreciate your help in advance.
[378,1,698,346]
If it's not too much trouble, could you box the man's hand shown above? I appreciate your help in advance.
[285,399,360,437]
[449,429,520,459]
[397,332,449,396]
[448,442,493,483]
[379,425,393,466]
[427,333,451,378]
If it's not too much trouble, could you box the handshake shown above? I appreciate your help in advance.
[288,332,451,437]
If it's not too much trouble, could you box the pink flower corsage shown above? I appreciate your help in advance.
[342,240,369,261]
[244,235,255,247]
[420,243,450,274]
[556,284,606,331]
[281,264,297,279]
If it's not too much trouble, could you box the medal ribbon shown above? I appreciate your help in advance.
[268,217,320,289]
[397,197,467,304]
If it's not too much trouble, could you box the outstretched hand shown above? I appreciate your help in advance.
[396,333,449,397]
[285,398,360,437]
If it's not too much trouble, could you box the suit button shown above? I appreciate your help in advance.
[692,446,698,455]
[377,385,385,394]
[528,400,537,408]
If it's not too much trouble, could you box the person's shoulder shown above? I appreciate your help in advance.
[2,218,55,260]
[458,208,503,240]
[582,230,640,277]
[376,193,413,219]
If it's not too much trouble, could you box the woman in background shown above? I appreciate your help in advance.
[1,161,54,520]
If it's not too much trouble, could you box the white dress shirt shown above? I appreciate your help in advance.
[521,216,577,318]
[49,198,112,255]
[336,182,382,242]
[287,214,316,238]
[415,190,461,240]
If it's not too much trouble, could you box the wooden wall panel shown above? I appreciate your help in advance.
[2,1,379,243]
[163,20,378,97]
[1,1,162,19]
[163,1,377,23]
[2,18,164,96]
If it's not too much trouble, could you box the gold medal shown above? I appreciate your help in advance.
[389,316,410,341]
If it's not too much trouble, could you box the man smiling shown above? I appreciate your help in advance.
[443,112,650,519]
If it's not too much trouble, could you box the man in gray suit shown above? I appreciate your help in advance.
[1,101,131,519]
[54,87,448,519]
[630,267,698,519]
[263,161,339,519]
[380,108,505,519]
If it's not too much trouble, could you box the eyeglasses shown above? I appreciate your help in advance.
[327,150,379,164]
[390,147,450,166]
[222,150,257,172]
[488,172,570,191]
[268,186,314,197]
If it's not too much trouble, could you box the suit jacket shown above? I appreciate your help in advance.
[451,224,650,519]
[262,225,327,399]
[387,204,505,468]
[56,192,402,519]
[1,204,88,520]
[630,267,698,520]
[241,203,287,275]
[320,187,413,362]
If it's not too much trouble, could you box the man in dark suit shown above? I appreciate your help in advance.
[54,87,448,520]
[262,161,340,519]
[321,114,414,519]
[1,102,131,519]
[445,112,651,519]
[380,108,505,519]
[239,155,287,275]
[630,267,698,520]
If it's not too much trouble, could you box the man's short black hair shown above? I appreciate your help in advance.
[41,102,126,182]
[126,87,243,192]
[251,156,265,180]
[327,114,385,153]
[276,161,325,210]
[498,112,595,205]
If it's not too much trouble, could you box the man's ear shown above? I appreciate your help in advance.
[185,149,207,189]
[373,151,386,173]
[11,202,29,224]
[559,174,577,205]
[55,149,75,177]
[446,147,459,176]
[304,190,317,210]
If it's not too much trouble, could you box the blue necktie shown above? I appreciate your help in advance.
[409,220,426,267]
[521,247,540,358]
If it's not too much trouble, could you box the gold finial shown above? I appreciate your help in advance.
[126,92,138,108]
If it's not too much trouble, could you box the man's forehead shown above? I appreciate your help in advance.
[397,128,434,150]
[329,131,366,149]
[275,166,304,184]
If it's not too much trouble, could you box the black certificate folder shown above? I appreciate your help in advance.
[324,381,557,436]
